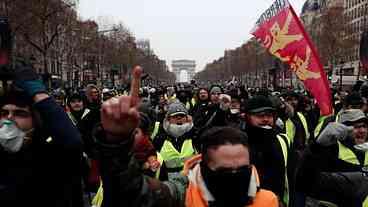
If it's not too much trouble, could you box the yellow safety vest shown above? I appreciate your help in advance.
[155,152,164,179]
[286,112,310,145]
[314,115,328,138]
[337,141,368,166]
[277,133,290,207]
[191,98,197,108]
[150,122,161,140]
[159,139,195,170]
[164,94,177,102]
[364,196,368,207]
[307,140,367,207]
[186,101,191,110]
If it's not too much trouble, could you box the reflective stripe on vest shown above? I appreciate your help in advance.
[67,109,90,126]
[364,196,368,207]
[160,139,195,170]
[191,98,196,107]
[277,134,290,206]
[314,115,328,138]
[186,101,191,110]
[151,122,160,140]
[82,109,90,119]
[67,112,77,126]
[286,112,309,144]
[338,141,368,166]
[165,94,176,102]
[317,201,337,207]
[155,152,164,179]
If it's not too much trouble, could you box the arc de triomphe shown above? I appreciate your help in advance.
[171,60,196,82]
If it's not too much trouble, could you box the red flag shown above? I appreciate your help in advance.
[251,0,332,115]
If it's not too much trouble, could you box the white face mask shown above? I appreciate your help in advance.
[163,120,193,138]
[230,109,240,114]
[260,125,273,130]
[0,119,26,153]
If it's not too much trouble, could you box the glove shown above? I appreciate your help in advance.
[12,60,46,97]
[354,142,368,152]
[316,122,353,146]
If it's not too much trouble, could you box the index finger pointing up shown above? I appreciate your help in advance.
[130,66,142,106]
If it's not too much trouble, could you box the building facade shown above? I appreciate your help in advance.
[301,0,368,87]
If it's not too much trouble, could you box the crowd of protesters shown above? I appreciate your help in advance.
[2,62,368,207]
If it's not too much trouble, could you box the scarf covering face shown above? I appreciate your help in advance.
[184,155,262,207]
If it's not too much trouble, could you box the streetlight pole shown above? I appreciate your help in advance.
[340,61,345,90]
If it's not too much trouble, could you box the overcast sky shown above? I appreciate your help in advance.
[78,0,306,72]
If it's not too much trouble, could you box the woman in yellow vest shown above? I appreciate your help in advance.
[296,109,368,206]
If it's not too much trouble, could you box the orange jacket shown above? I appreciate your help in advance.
[183,155,279,207]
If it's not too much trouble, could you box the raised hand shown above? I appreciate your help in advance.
[101,66,142,141]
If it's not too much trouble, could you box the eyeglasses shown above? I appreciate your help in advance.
[0,109,32,118]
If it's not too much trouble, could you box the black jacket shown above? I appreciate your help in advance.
[192,103,227,133]
[297,138,365,193]
[0,97,83,207]
[296,139,368,206]
[94,127,183,207]
[245,126,287,200]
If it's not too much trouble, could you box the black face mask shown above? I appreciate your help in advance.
[200,163,252,207]
[177,93,187,103]
[246,125,276,145]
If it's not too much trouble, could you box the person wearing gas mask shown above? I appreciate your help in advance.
[94,68,279,206]
[0,61,83,206]
[152,101,198,181]
[296,109,368,206]
[244,95,290,206]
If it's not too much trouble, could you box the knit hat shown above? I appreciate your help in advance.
[210,86,222,94]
